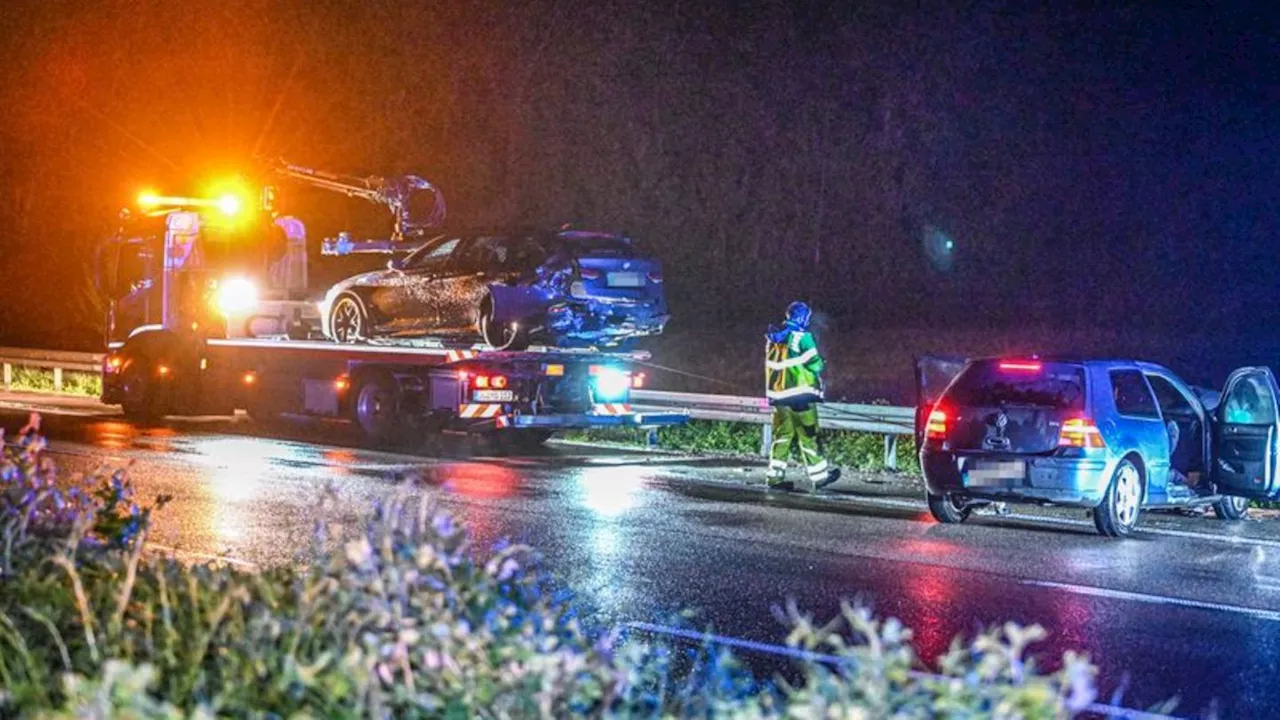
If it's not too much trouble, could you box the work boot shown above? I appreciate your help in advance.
[812,467,842,491]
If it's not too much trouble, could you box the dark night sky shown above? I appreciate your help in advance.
[0,1,1277,371]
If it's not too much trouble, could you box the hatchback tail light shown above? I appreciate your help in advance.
[647,270,663,284]
[925,407,948,441]
[1058,417,1105,449]
[579,268,601,280]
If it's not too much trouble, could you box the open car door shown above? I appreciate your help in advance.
[1212,367,1280,499]
[913,355,968,452]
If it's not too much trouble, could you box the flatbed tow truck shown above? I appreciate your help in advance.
[95,168,685,446]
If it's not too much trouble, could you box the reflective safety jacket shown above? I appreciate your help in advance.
[765,325,826,406]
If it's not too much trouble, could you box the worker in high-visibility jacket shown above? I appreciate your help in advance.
[765,302,841,491]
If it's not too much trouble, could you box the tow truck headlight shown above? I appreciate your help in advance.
[213,276,259,316]
[591,367,632,402]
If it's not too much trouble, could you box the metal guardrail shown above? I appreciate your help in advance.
[0,347,105,393]
[0,347,916,467]
[631,389,913,468]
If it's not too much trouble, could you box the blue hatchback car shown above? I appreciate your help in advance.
[915,355,1280,537]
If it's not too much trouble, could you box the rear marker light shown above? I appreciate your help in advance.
[925,408,947,440]
[999,361,1042,372]
[334,375,350,392]
[631,372,646,389]
[156,364,171,378]
[1058,418,1105,449]
[242,371,257,385]
[545,364,564,377]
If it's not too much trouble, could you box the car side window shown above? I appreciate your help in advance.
[1146,375,1196,418]
[407,237,460,270]
[1110,370,1160,419]
[1223,375,1278,425]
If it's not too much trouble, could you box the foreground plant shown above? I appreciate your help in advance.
[1,419,1100,718]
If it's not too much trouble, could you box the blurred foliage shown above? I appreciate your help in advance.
[0,414,1107,717]
[5,366,101,397]
[566,420,922,476]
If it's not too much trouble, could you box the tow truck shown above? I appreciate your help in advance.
[95,170,685,446]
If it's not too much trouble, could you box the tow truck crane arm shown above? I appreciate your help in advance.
[265,159,447,253]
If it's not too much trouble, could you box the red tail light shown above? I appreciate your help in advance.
[491,375,508,389]
[925,407,948,441]
[1058,417,1105,449]
[579,268,601,280]
[647,270,663,284]
[472,375,508,389]
[475,375,490,389]
[999,360,1042,372]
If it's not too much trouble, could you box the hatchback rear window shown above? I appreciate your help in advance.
[945,360,1086,410]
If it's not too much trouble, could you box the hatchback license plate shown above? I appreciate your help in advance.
[965,460,1026,486]
[606,271,644,288]
[473,390,514,403]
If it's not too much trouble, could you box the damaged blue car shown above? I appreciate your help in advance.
[320,228,669,350]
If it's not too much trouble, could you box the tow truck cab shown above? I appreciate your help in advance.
[96,193,685,444]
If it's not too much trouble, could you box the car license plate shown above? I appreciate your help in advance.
[606,271,644,288]
[964,460,1026,486]
[472,390,514,403]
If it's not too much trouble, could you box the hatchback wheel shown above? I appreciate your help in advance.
[1213,496,1250,521]
[927,491,971,524]
[1094,459,1143,538]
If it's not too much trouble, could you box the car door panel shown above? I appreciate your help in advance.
[1212,367,1280,499]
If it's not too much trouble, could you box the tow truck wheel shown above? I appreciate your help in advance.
[1213,496,1250,521]
[352,372,399,444]
[329,295,368,344]
[120,364,165,425]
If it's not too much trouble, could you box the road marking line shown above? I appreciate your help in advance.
[623,621,1180,720]
[1021,579,1280,623]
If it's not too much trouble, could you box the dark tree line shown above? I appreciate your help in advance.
[0,1,1276,350]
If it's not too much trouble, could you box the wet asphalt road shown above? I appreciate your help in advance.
[3,392,1279,718]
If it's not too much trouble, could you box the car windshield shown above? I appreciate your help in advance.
[945,361,1086,410]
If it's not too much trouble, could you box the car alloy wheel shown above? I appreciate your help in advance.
[1113,463,1141,528]
[330,297,365,343]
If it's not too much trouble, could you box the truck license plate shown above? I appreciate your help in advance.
[965,460,1026,486]
[472,390,514,403]
[606,271,644,288]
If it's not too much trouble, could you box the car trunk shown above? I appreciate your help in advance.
[936,360,1088,454]
[573,257,662,303]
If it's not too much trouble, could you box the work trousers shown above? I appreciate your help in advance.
[767,403,828,485]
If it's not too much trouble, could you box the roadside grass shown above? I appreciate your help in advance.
[564,420,922,475]
[4,366,101,397]
[0,414,1111,717]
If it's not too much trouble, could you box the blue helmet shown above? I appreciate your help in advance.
[786,301,812,330]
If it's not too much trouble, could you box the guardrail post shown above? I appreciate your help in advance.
[2,362,9,389]
[883,434,898,470]
[53,367,63,393]
[760,422,773,458]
